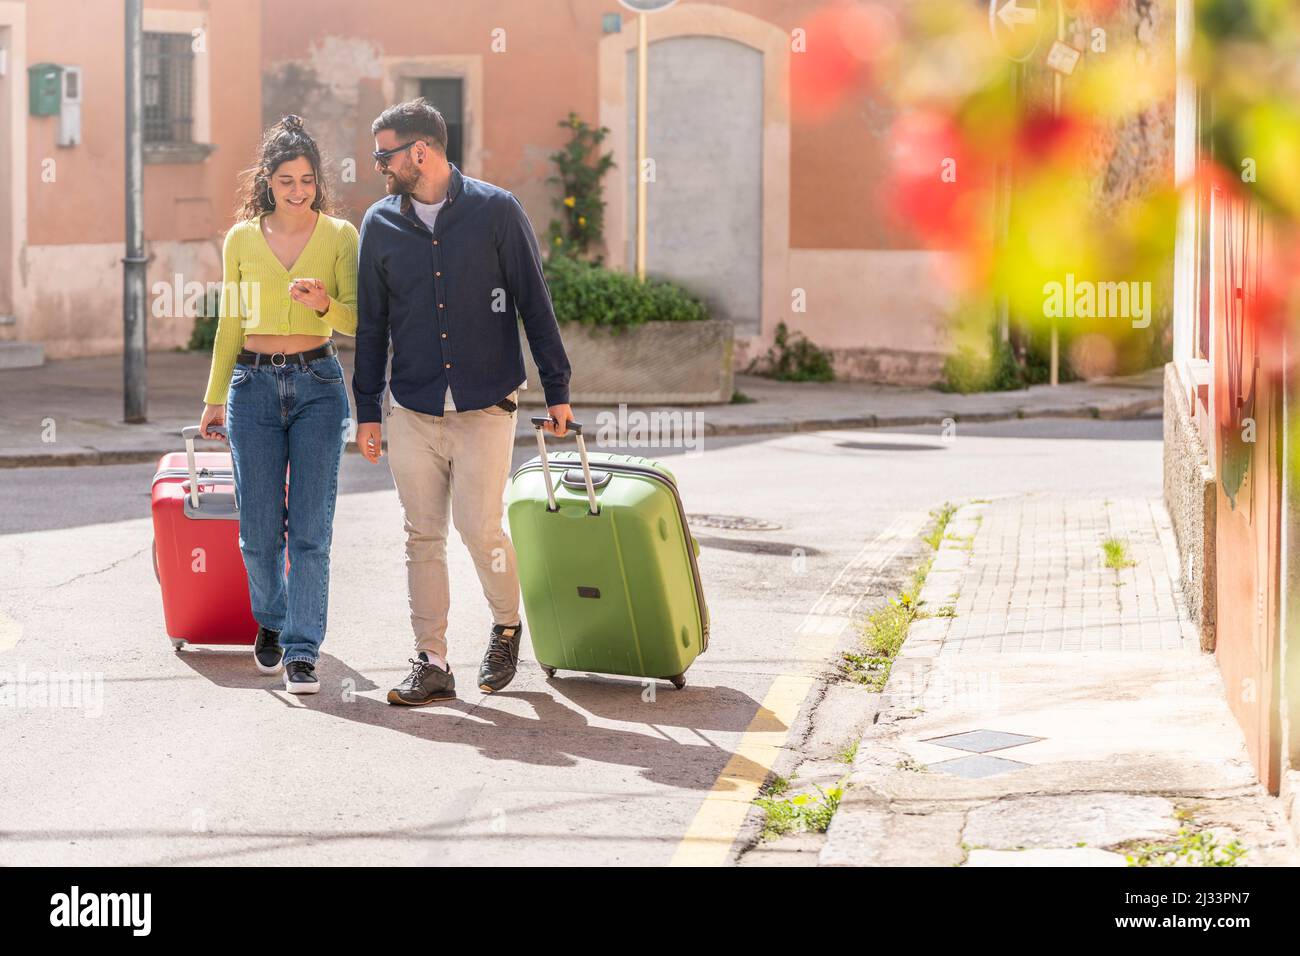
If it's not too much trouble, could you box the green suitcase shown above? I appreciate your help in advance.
[506,417,709,689]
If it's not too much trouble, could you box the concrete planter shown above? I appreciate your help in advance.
[520,318,734,405]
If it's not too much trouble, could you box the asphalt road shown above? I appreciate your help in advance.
[0,416,1163,865]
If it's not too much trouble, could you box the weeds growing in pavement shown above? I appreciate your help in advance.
[841,503,955,690]
[755,781,846,840]
[1103,537,1136,570]
[1122,827,1248,867]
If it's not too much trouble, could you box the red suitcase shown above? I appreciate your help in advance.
[150,425,281,650]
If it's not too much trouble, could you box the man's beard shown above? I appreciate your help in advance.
[385,166,420,196]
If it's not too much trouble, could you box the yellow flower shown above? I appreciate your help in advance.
[553,236,564,246]
[564,196,576,208]
[578,216,587,227]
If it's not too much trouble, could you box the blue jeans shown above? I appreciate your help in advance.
[225,352,351,665]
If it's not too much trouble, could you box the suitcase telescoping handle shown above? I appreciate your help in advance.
[181,424,229,510]
[530,416,599,515]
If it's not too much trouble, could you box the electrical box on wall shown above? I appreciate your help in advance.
[28,63,62,116]
[57,66,81,146]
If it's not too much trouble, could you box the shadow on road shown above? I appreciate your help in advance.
[173,649,779,794]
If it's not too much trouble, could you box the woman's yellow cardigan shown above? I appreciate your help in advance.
[203,212,359,405]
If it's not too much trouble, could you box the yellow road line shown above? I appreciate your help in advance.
[0,611,22,652]
[669,513,925,866]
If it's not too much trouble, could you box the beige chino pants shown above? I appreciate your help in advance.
[385,396,520,660]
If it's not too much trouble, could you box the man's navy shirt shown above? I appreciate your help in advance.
[352,162,571,423]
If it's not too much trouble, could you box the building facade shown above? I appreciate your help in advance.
[1163,0,1299,806]
[0,0,962,381]
[0,0,262,366]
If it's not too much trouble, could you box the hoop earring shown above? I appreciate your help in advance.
[264,184,276,208]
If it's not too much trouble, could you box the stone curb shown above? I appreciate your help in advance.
[0,398,1162,469]
[819,501,983,866]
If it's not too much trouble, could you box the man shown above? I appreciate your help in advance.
[353,98,573,705]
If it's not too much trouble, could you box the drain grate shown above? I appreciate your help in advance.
[686,514,782,531]
[923,730,1042,754]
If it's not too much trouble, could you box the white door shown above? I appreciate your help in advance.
[626,35,763,334]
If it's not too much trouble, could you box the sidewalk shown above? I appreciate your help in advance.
[0,350,1163,467]
[820,495,1300,867]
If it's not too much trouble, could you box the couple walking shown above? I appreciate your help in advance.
[197,99,574,701]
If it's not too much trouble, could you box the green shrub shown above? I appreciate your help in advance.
[542,255,708,328]
[545,112,615,263]
[749,322,835,382]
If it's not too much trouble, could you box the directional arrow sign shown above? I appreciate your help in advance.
[989,0,1044,62]
[997,0,1038,27]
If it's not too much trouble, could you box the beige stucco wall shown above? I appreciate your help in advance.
[782,248,955,384]
[1,0,262,357]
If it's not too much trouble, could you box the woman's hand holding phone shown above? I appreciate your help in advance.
[289,277,330,314]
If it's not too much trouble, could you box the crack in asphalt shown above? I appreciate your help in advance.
[46,543,152,591]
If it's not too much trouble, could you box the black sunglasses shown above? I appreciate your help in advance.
[372,140,422,167]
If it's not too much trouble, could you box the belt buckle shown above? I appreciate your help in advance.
[271,352,287,368]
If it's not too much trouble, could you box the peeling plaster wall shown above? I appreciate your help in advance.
[263,36,384,222]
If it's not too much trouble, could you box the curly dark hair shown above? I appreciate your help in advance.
[234,114,334,221]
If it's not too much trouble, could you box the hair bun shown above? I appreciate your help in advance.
[281,114,305,132]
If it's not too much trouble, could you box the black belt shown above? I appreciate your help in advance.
[237,341,337,368]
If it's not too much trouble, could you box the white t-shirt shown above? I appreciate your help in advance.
[391,195,455,412]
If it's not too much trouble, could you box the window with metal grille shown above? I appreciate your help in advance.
[143,32,194,144]
[417,78,464,170]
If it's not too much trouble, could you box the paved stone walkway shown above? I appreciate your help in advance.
[822,494,1299,867]
[936,497,1193,653]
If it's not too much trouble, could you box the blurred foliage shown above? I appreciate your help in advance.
[861,0,1185,387]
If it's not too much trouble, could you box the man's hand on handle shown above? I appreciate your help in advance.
[357,422,384,463]
[544,404,575,438]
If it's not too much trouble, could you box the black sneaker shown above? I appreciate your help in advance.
[387,653,456,706]
[253,625,283,675]
[284,661,320,695]
[478,623,523,694]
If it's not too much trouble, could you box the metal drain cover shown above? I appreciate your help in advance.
[686,514,782,531]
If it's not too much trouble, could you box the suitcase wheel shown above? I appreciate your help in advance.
[170,639,186,652]
[668,673,687,690]
[540,664,557,679]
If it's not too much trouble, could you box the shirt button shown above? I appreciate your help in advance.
[445,363,451,369]
[435,271,441,277]
[441,332,447,339]
[432,240,439,245]
[438,303,444,309]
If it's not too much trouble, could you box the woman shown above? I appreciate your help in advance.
[198,114,358,695]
